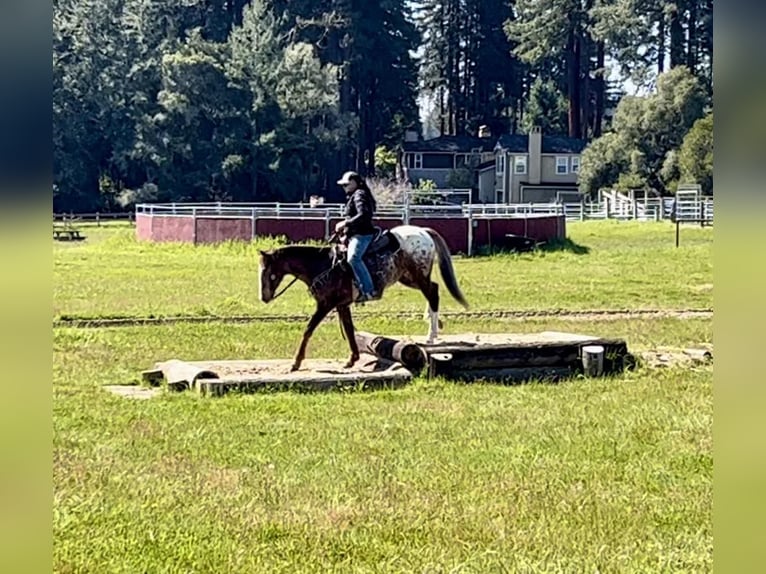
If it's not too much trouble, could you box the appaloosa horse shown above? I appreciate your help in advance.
[258,224,469,371]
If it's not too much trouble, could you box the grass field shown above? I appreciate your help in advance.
[53,221,713,573]
[53,220,712,320]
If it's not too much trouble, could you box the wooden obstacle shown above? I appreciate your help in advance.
[141,354,413,396]
[356,330,634,383]
[135,331,633,398]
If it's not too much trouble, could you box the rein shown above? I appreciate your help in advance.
[271,275,299,300]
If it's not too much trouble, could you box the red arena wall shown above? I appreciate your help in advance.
[136,210,565,255]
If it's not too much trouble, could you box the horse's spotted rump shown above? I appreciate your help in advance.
[374,225,435,290]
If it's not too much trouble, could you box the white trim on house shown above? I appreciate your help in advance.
[496,154,505,176]
[555,156,568,175]
[414,153,423,169]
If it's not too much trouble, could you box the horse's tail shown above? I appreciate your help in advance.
[425,228,469,309]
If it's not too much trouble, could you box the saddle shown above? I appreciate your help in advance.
[332,227,401,293]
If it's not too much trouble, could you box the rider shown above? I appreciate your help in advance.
[334,170,378,303]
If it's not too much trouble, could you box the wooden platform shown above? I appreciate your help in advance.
[356,331,634,383]
[137,331,633,398]
[142,354,413,396]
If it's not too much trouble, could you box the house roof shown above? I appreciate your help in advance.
[401,135,496,153]
[477,159,496,171]
[495,133,588,154]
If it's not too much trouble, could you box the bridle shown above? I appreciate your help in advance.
[269,231,343,301]
[270,275,299,300]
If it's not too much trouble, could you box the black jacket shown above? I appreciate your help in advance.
[343,188,376,236]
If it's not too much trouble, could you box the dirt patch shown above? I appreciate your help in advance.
[636,344,713,369]
[55,308,714,329]
[103,385,161,399]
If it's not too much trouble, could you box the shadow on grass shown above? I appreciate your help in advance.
[472,235,590,256]
[538,236,591,255]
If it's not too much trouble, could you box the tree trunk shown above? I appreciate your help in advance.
[669,2,685,68]
[657,8,666,73]
[580,32,591,140]
[594,40,605,137]
[687,0,698,75]
[566,26,582,139]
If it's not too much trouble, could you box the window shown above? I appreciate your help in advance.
[414,153,423,169]
[556,156,568,175]
[570,156,580,174]
[514,155,527,174]
[422,153,452,169]
[496,154,505,175]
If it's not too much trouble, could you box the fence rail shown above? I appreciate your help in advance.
[134,195,713,224]
[53,212,135,225]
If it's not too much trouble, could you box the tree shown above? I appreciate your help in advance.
[417,0,522,137]
[520,77,568,135]
[578,132,630,195]
[678,112,713,194]
[578,66,706,194]
[505,0,600,139]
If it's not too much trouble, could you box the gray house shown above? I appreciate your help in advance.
[397,132,496,190]
[399,127,587,204]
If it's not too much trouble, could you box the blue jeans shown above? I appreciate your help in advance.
[347,234,375,295]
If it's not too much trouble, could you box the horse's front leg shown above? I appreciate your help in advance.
[337,304,359,368]
[291,303,332,371]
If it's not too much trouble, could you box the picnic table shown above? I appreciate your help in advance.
[53,222,85,241]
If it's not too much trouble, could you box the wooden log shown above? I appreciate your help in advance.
[429,350,572,383]
[425,339,629,373]
[683,348,713,363]
[141,368,164,387]
[435,344,581,370]
[156,359,218,391]
[451,366,574,383]
[428,353,454,379]
[354,331,427,372]
[197,371,411,396]
[581,345,605,377]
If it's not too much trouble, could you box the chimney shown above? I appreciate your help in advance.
[404,130,418,142]
[478,124,491,138]
[528,126,542,185]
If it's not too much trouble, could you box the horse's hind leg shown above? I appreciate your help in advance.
[419,279,440,344]
[337,304,360,368]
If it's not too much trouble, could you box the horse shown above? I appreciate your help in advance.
[258,224,469,372]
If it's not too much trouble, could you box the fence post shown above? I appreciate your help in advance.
[467,211,473,257]
[251,208,257,240]
[324,209,331,239]
[403,193,410,225]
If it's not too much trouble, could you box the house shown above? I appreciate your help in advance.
[490,127,587,203]
[398,126,587,204]
[397,129,496,190]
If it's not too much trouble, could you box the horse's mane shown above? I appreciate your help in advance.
[275,244,332,258]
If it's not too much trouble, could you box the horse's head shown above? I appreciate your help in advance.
[258,249,287,303]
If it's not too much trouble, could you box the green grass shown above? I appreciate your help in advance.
[54,318,711,573]
[53,222,713,572]
[53,220,712,321]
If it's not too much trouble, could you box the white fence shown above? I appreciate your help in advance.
[135,195,713,224]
